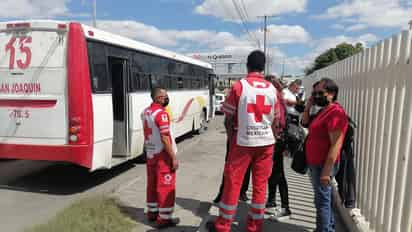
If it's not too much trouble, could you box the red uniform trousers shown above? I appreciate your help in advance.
[214,135,274,232]
[146,151,176,224]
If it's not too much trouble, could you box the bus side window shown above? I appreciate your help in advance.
[177,77,183,89]
[191,77,200,89]
[140,74,151,91]
[87,41,111,93]
[129,72,139,92]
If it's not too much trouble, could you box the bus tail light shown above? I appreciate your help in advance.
[69,117,81,143]
[57,24,67,30]
[6,23,31,29]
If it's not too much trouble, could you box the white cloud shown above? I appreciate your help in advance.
[346,24,368,32]
[264,24,311,44]
[195,0,307,22]
[97,20,178,47]
[96,20,256,54]
[0,0,70,18]
[316,0,412,29]
[331,24,345,30]
[311,33,379,55]
[97,20,311,56]
[280,33,380,74]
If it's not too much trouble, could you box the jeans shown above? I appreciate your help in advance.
[309,163,339,232]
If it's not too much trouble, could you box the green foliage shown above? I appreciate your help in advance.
[305,42,364,75]
[25,196,136,232]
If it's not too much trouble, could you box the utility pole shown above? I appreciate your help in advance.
[409,20,412,30]
[263,15,268,75]
[92,0,97,28]
[258,15,276,75]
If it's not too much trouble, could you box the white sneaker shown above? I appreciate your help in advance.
[271,208,292,221]
[265,206,280,215]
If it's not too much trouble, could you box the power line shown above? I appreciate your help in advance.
[231,0,261,49]
[240,0,250,21]
[218,1,257,48]
[239,0,261,49]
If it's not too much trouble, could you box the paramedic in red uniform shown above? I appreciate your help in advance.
[207,50,279,232]
[143,87,180,229]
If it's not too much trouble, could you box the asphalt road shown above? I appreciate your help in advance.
[0,124,205,232]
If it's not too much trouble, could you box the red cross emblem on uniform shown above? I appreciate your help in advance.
[143,120,152,140]
[247,95,272,122]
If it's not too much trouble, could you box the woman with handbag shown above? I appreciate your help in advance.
[264,75,292,220]
[305,78,348,232]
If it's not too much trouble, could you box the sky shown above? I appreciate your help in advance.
[0,0,411,75]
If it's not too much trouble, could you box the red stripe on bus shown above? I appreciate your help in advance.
[0,99,57,108]
[176,98,194,123]
[67,22,94,168]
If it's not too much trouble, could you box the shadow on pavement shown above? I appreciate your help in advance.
[120,205,199,232]
[0,160,138,195]
[176,197,213,218]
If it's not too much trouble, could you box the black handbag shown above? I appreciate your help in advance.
[291,139,307,175]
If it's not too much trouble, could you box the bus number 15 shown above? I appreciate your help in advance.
[5,36,32,70]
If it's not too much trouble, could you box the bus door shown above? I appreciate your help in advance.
[108,57,129,157]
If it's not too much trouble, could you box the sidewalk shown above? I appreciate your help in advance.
[114,116,346,231]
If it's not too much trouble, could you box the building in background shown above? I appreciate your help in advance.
[191,53,247,91]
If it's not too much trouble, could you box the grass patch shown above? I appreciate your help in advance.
[25,195,136,232]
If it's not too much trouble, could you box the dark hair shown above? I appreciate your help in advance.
[312,81,320,89]
[264,75,276,81]
[247,50,265,72]
[292,79,302,86]
[151,86,165,100]
[320,78,339,101]
[265,75,283,91]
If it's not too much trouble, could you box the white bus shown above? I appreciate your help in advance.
[0,20,216,171]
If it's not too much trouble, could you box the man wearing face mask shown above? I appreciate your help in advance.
[143,87,179,229]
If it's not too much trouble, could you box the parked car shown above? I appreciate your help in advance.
[215,93,225,114]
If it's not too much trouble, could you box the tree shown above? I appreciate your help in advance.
[305,42,364,75]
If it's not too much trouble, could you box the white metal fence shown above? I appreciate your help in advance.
[303,30,412,232]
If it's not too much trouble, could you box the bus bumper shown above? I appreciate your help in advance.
[0,143,92,169]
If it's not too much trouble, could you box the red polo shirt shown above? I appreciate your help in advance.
[305,103,348,166]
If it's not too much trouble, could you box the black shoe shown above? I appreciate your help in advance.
[239,193,249,202]
[156,218,180,229]
[213,194,221,204]
[265,201,277,208]
[205,220,217,232]
[148,217,157,222]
